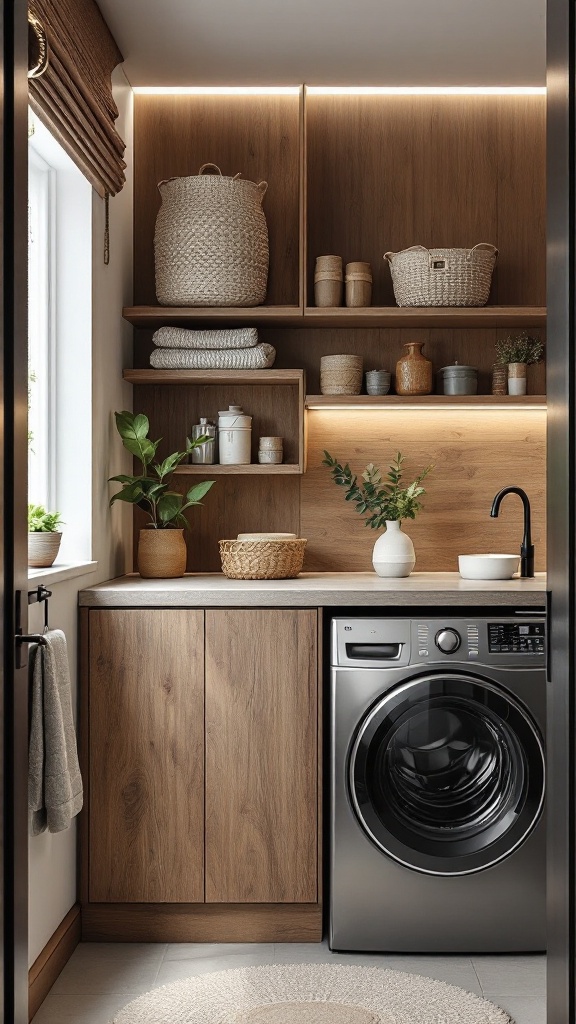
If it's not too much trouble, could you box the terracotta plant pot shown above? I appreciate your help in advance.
[137,528,187,579]
[28,531,62,568]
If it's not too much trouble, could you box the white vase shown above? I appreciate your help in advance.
[372,520,416,578]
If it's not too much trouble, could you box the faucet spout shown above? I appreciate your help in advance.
[490,486,534,578]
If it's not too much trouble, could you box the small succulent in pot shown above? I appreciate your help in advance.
[110,411,215,578]
[28,503,64,568]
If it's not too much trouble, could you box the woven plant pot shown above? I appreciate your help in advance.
[320,354,363,395]
[219,539,307,580]
[28,532,61,568]
[384,243,497,307]
[154,163,269,307]
[137,528,187,579]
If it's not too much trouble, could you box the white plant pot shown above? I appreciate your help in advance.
[28,531,62,568]
[507,362,527,396]
[372,520,416,578]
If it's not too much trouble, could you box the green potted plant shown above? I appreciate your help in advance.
[110,411,215,579]
[323,451,433,577]
[28,504,64,568]
[495,333,544,395]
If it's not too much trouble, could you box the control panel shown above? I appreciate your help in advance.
[488,622,545,654]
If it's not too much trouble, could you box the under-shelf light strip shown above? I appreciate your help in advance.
[306,403,546,411]
[306,86,545,96]
[133,86,545,97]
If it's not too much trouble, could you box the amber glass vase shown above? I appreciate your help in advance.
[395,342,433,396]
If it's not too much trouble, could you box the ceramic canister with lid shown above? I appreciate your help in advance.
[439,362,478,395]
[218,404,252,464]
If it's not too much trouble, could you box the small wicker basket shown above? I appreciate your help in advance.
[320,354,363,395]
[384,243,498,307]
[219,538,307,579]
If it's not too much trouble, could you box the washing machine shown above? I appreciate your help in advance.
[330,613,546,952]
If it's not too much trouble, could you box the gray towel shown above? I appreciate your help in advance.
[150,342,276,370]
[152,325,259,349]
[28,629,83,836]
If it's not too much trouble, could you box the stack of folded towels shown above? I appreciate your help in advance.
[150,326,276,369]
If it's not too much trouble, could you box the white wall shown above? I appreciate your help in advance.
[28,67,134,966]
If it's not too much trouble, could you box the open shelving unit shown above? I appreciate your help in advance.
[124,87,547,573]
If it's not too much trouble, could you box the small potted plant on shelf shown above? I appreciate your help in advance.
[110,411,215,579]
[495,332,544,396]
[28,504,64,568]
[322,451,433,578]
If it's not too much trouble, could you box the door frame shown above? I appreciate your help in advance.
[3,1,31,1021]
[546,0,576,1022]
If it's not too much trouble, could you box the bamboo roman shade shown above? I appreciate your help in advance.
[28,0,126,196]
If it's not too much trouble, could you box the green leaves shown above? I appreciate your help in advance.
[323,450,433,529]
[28,503,64,532]
[109,411,217,528]
[114,411,160,466]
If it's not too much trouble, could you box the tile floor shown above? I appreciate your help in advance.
[31,940,546,1024]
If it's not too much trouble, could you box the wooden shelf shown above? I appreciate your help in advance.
[303,306,547,328]
[124,305,546,330]
[306,394,547,408]
[123,369,304,386]
[123,306,304,328]
[173,464,301,475]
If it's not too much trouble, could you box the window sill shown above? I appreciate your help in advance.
[27,561,98,587]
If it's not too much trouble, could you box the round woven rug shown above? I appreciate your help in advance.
[110,963,513,1024]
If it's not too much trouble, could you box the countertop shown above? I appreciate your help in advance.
[78,572,547,608]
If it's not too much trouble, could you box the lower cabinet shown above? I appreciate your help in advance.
[81,605,321,941]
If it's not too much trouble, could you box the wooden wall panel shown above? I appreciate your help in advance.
[133,94,301,306]
[305,94,546,307]
[89,609,205,902]
[301,409,546,573]
[205,609,318,903]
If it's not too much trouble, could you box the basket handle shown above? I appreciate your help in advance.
[466,242,499,260]
[198,163,223,175]
[384,245,428,263]
[257,180,268,196]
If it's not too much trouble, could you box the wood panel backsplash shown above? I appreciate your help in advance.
[301,409,546,573]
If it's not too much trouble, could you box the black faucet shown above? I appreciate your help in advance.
[490,486,534,578]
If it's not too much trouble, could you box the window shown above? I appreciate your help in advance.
[27,114,93,567]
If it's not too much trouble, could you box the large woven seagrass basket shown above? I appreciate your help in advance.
[154,163,269,307]
[384,243,498,307]
[219,539,307,580]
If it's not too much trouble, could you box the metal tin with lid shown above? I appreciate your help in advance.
[439,362,478,395]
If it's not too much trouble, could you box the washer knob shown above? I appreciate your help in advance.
[435,628,461,654]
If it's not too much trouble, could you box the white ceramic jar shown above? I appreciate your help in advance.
[218,405,252,464]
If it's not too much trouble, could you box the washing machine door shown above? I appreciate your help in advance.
[349,672,545,875]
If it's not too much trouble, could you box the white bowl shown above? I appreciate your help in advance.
[458,554,520,580]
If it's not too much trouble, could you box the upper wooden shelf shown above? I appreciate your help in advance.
[302,306,547,328]
[123,306,304,328]
[306,394,547,408]
[123,369,304,386]
[123,305,547,330]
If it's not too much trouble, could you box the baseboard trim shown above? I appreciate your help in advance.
[29,904,81,1020]
[82,902,322,943]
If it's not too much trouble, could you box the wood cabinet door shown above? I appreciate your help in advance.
[205,609,318,903]
[89,609,204,903]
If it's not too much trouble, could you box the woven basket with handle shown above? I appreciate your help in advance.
[219,539,306,580]
[384,243,498,307]
[154,163,269,307]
